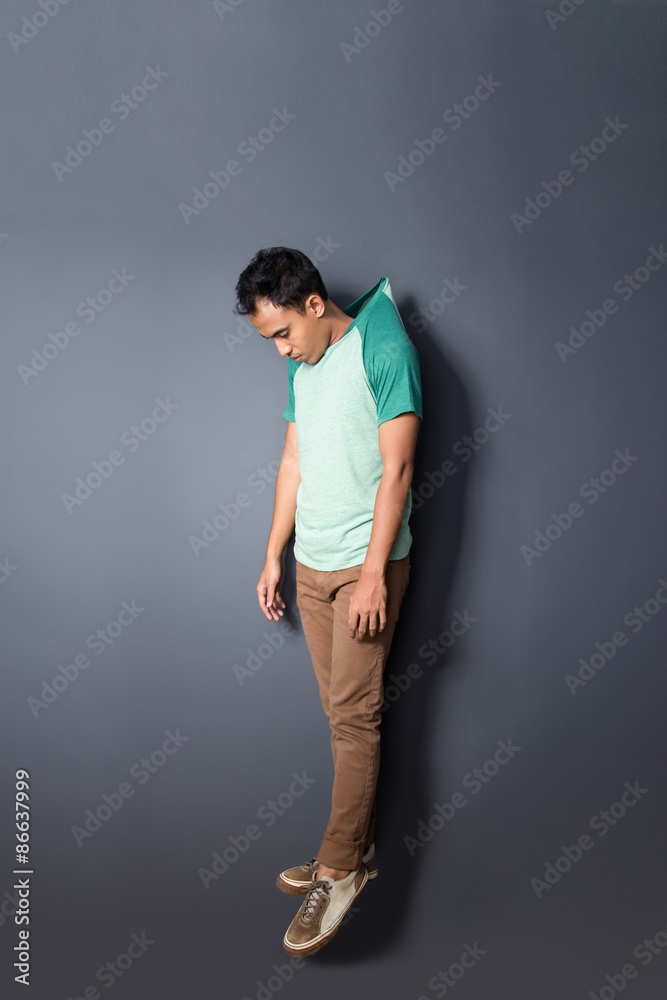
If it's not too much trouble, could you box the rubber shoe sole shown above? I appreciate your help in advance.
[276,843,376,895]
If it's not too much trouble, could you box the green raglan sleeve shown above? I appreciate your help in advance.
[282,357,297,422]
[362,299,423,426]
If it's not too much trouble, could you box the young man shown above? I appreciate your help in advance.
[234,247,422,956]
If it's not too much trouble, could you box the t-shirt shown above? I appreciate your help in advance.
[282,276,423,571]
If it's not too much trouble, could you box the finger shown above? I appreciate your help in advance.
[263,586,280,622]
[266,600,280,621]
[266,588,281,619]
[274,589,285,615]
[258,587,273,621]
[359,612,375,637]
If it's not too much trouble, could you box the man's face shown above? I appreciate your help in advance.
[249,294,328,365]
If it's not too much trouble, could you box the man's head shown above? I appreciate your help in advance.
[234,247,348,365]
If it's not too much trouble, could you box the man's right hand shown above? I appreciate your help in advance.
[257,557,286,622]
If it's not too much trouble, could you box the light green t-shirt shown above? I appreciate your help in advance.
[282,276,423,571]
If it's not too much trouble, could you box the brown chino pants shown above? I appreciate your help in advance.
[295,552,411,870]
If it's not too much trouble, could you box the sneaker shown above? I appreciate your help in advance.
[283,867,369,956]
[276,842,377,895]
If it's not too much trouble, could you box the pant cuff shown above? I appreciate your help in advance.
[317,832,365,871]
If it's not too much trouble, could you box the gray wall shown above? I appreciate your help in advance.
[2,2,666,998]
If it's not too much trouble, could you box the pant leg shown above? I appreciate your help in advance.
[295,560,349,811]
[317,554,411,870]
[295,560,335,720]
[295,560,376,853]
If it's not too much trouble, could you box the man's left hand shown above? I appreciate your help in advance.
[348,572,387,639]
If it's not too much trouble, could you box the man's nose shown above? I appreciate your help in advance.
[276,340,291,356]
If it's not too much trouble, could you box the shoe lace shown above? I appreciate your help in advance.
[300,878,331,924]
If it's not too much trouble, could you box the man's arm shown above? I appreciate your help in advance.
[257,421,300,621]
[348,411,420,638]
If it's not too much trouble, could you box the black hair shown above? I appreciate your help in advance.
[234,246,328,317]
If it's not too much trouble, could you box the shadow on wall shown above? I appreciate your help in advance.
[299,291,475,962]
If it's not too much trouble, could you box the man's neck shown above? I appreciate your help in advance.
[328,308,354,348]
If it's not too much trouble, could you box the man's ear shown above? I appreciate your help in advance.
[305,293,326,319]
